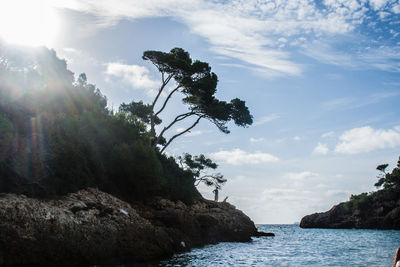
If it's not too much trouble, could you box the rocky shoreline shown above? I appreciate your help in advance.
[300,200,400,229]
[0,188,257,265]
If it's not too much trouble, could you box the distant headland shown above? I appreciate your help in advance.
[300,156,400,229]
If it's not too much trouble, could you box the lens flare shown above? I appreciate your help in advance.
[0,0,60,47]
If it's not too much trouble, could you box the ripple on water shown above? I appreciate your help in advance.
[158,225,400,267]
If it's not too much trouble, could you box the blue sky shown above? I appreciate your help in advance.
[1,0,400,223]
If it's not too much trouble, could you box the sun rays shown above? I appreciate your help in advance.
[0,0,60,47]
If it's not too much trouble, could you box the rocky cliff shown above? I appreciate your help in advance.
[300,200,400,229]
[0,188,257,265]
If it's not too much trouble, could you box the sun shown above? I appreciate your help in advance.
[0,0,60,47]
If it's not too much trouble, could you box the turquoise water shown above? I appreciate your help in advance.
[158,225,400,266]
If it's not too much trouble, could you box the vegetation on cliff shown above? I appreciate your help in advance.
[0,43,252,203]
[301,156,400,229]
[345,156,400,216]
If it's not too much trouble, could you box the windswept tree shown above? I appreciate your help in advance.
[374,157,400,189]
[178,153,227,189]
[374,163,389,188]
[120,48,253,153]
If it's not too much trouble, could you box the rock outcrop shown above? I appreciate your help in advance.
[0,188,257,265]
[300,200,400,229]
[253,231,275,237]
[133,197,256,250]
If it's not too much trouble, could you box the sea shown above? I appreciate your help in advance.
[151,224,400,267]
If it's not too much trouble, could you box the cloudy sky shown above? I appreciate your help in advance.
[1,0,400,223]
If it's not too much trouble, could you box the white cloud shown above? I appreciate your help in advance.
[60,47,85,64]
[322,131,335,138]
[52,0,400,76]
[335,126,400,154]
[305,40,400,73]
[262,188,297,198]
[322,91,399,111]
[393,3,400,13]
[261,187,317,204]
[278,37,288,43]
[293,136,301,141]
[250,137,264,143]
[325,189,349,197]
[58,47,99,69]
[253,114,280,126]
[210,148,279,165]
[378,11,391,19]
[105,62,159,96]
[283,171,319,181]
[313,143,329,155]
[369,0,391,10]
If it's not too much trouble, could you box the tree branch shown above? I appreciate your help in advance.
[150,73,173,136]
[194,175,217,186]
[155,111,196,145]
[194,174,225,187]
[160,116,203,153]
[195,178,206,186]
[155,85,182,117]
[151,73,173,109]
[199,174,220,180]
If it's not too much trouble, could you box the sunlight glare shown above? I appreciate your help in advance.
[0,0,60,47]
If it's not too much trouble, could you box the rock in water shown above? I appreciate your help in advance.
[253,231,275,237]
[0,188,257,265]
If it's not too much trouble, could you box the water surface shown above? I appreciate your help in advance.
[158,225,400,266]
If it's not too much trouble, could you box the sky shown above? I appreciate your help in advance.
[1,0,400,223]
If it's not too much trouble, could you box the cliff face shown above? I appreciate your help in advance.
[300,200,400,229]
[0,188,256,265]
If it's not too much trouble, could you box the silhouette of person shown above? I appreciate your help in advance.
[213,188,219,202]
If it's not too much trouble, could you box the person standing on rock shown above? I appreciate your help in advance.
[213,187,219,202]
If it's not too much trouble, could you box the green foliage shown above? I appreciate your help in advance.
[346,193,371,213]
[123,47,253,153]
[345,156,400,214]
[119,101,161,125]
[46,116,97,195]
[376,164,389,172]
[374,158,400,190]
[109,142,164,200]
[178,153,227,189]
[157,154,200,204]
[0,114,14,161]
[0,43,199,203]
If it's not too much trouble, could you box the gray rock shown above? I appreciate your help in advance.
[0,188,257,265]
[300,200,400,230]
